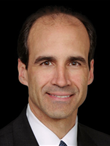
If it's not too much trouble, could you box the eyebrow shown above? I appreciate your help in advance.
[68,56,86,64]
[34,55,86,65]
[34,56,56,64]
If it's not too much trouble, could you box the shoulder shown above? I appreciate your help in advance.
[0,122,14,146]
[0,107,27,146]
[79,123,110,145]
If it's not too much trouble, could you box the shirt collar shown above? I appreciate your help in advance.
[26,104,78,146]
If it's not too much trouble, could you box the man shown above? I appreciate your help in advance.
[0,6,110,146]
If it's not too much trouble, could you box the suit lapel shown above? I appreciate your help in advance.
[12,107,39,146]
[78,123,97,146]
[11,107,98,146]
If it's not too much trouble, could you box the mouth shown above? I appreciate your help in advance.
[46,93,74,99]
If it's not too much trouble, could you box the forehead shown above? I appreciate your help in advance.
[36,13,83,25]
[28,13,85,34]
[27,14,90,59]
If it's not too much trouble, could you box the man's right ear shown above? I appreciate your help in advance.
[18,59,28,86]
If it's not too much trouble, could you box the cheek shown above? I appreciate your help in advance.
[70,71,89,107]
[28,68,53,89]
[70,70,89,93]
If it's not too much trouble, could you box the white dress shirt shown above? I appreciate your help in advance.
[26,104,78,146]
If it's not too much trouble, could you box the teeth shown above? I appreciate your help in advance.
[52,95,71,98]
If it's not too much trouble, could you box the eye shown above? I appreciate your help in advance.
[69,61,81,66]
[40,61,52,66]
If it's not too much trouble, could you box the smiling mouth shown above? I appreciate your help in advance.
[47,93,73,99]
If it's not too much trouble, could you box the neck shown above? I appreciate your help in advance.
[29,99,78,139]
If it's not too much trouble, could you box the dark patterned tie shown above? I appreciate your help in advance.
[59,140,67,146]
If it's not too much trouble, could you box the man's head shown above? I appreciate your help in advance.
[18,6,96,121]
[17,6,96,70]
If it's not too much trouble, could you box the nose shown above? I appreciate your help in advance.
[51,66,71,88]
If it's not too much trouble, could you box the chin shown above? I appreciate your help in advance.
[44,107,78,120]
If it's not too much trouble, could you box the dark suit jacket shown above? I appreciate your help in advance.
[0,107,110,146]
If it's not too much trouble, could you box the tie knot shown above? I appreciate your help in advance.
[59,140,67,146]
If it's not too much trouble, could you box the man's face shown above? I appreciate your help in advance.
[18,15,94,120]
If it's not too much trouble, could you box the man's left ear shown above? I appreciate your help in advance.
[88,59,94,85]
[18,59,28,86]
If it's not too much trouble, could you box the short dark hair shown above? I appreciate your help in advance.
[17,6,97,69]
